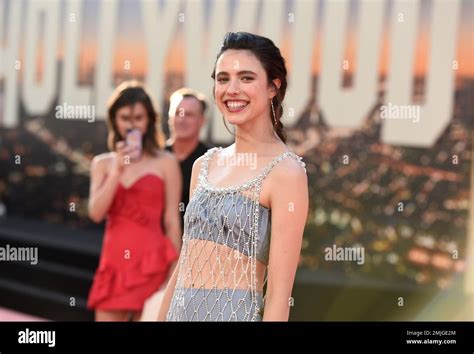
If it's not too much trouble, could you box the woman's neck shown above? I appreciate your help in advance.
[233,118,285,155]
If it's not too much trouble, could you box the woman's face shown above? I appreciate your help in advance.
[114,102,149,139]
[214,49,278,127]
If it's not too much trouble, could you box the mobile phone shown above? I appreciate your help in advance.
[125,128,142,161]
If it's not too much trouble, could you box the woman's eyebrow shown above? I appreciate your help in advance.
[237,70,257,76]
[215,70,257,76]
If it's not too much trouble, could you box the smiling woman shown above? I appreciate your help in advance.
[211,32,288,144]
[158,32,309,322]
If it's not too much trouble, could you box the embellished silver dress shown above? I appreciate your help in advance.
[166,147,306,321]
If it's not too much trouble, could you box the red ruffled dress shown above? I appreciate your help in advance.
[87,174,178,311]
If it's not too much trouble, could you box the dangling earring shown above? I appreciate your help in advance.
[271,99,278,126]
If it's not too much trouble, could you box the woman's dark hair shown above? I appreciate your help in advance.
[211,32,287,143]
[107,81,165,155]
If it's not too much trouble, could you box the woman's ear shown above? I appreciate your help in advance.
[269,79,281,98]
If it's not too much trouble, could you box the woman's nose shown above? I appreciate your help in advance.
[125,121,134,130]
[227,79,240,95]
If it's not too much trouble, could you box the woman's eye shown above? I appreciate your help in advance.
[217,77,228,83]
[241,76,254,82]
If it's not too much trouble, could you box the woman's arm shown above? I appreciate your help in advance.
[157,154,205,321]
[162,151,183,253]
[156,260,179,321]
[262,159,308,321]
[88,142,134,223]
[88,155,117,223]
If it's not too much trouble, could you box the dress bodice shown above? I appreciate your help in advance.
[106,174,165,230]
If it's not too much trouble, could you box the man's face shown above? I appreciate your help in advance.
[169,97,205,140]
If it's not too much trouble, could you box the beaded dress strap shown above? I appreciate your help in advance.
[259,150,307,180]
[197,147,221,189]
[201,147,221,176]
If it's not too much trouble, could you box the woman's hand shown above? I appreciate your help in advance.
[110,141,138,176]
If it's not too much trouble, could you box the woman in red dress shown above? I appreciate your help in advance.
[87,81,182,321]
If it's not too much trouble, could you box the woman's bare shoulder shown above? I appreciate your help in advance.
[154,149,176,162]
[91,152,115,170]
[149,150,179,176]
[269,153,307,185]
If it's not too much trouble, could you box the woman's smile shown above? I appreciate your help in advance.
[224,99,250,113]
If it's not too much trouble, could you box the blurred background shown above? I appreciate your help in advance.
[0,0,472,321]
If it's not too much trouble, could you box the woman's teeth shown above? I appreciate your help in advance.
[225,101,249,111]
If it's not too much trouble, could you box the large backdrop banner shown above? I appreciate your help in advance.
[0,0,473,318]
